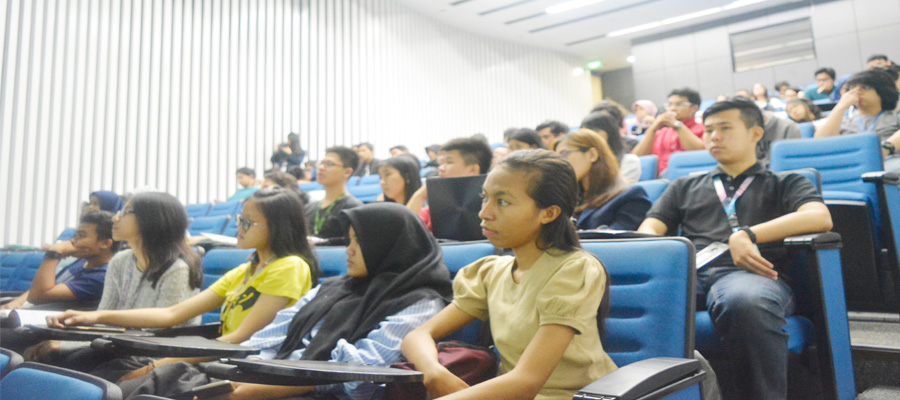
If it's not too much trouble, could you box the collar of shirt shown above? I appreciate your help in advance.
[710,162,765,181]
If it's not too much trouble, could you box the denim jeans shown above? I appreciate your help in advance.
[697,266,795,400]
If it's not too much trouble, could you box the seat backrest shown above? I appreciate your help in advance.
[439,241,496,278]
[770,134,881,203]
[580,238,696,367]
[201,249,255,290]
[222,219,240,237]
[188,216,231,236]
[299,182,325,192]
[208,200,243,217]
[798,122,815,139]
[0,362,122,400]
[638,155,658,181]
[358,174,380,185]
[56,228,77,242]
[7,252,46,292]
[185,203,212,218]
[0,348,24,378]
[786,168,823,194]
[314,246,348,280]
[0,252,29,291]
[632,179,669,205]
[420,167,436,177]
[348,184,383,203]
[665,150,717,181]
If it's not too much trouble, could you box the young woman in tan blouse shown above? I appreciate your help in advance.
[402,149,617,400]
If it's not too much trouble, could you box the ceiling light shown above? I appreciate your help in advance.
[572,67,585,76]
[627,55,636,63]
[546,0,608,15]
[587,60,603,70]
[607,0,769,38]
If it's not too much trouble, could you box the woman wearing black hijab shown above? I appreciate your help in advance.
[119,203,452,400]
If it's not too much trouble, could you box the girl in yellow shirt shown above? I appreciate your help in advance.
[402,149,617,400]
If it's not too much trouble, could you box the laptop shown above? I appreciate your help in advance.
[427,175,486,242]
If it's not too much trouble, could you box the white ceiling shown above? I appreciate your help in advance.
[393,0,804,71]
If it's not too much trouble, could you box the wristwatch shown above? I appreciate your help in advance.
[739,226,757,244]
[673,121,684,129]
[44,250,65,260]
[882,141,896,155]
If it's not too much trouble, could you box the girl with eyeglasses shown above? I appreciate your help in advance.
[46,188,319,383]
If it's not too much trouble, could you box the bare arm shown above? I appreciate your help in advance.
[637,217,668,236]
[48,288,224,329]
[402,305,477,398]
[0,291,30,310]
[438,324,576,400]
[674,123,705,151]
[28,243,78,303]
[631,124,661,156]
[406,185,428,214]
[216,294,292,344]
[815,88,858,138]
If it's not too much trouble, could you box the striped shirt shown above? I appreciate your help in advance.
[242,285,444,400]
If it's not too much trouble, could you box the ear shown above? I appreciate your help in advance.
[466,163,481,175]
[538,205,562,226]
[99,238,114,250]
[587,147,600,163]
[342,167,353,179]
[749,125,765,142]
[690,104,700,114]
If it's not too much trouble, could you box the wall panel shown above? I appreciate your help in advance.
[1,0,591,246]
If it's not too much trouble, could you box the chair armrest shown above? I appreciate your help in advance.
[782,232,842,250]
[154,323,222,339]
[862,171,900,185]
[573,357,705,400]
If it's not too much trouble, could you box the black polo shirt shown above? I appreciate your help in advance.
[647,162,823,274]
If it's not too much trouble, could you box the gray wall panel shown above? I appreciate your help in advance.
[633,70,666,106]
[814,34,864,76]
[632,41,664,73]
[853,0,900,29]
[662,35,695,68]
[1,0,592,246]
[696,58,734,100]
[693,27,730,62]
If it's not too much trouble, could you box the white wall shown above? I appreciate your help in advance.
[0,0,592,247]
[630,0,900,103]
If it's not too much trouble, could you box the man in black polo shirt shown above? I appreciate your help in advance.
[638,98,833,399]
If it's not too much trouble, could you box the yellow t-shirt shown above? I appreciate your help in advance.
[210,255,312,335]
[452,250,617,400]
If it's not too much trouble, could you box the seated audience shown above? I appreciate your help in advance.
[630,100,658,136]
[390,145,410,157]
[403,149,616,400]
[814,69,900,154]
[115,203,452,400]
[352,142,382,177]
[25,193,204,364]
[1,211,119,310]
[492,144,510,169]
[581,112,642,182]
[786,98,823,124]
[734,88,752,98]
[590,100,631,137]
[880,64,900,92]
[424,144,441,168]
[228,167,259,201]
[774,81,791,98]
[536,120,570,148]
[638,98,832,399]
[805,67,841,102]
[305,147,364,239]
[631,87,706,175]
[868,54,893,69]
[48,188,319,383]
[753,83,783,111]
[270,133,305,172]
[507,127,547,150]
[287,166,311,184]
[557,129,650,231]
[377,155,422,205]
[783,87,801,102]
[732,95,802,167]
[262,170,310,205]
[502,127,518,143]
[407,138,493,230]
[86,191,124,213]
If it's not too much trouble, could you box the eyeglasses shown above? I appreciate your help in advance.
[317,160,343,168]
[558,149,586,158]
[666,101,691,108]
[235,215,262,231]
[115,209,135,218]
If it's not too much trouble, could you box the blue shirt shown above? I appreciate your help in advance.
[228,187,259,201]
[55,259,108,301]
[242,285,444,400]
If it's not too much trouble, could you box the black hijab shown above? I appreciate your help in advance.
[276,202,452,360]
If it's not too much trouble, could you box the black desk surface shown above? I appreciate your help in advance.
[93,336,260,358]
[27,325,154,341]
[206,359,423,386]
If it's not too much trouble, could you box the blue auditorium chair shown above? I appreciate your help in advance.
[4,252,45,292]
[0,361,123,400]
[420,167,436,177]
[0,348,23,378]
[56,227,77,242]
[633,179,669,205]
[188,215,231,236]
[199,248,254,324]
[299,182,324,192]
[0,252,29,292]
[770,134,895,312]
[222,218,240,237]
[665,150,717,181]
[798,122,815,139]
[347,184,383,203]
[314,246,348,281]
[639,155,659,181]
[439,241,496,278]
[358,174,380,185]
[207,200,243,217]
[185,202,212,218]
[694,232,855,400]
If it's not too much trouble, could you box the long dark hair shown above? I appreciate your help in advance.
[248,188,320,282]
[581,112,625,162]
[559,129,625,211]
[380,155,421,205]
[131,192,202,289]
[497,150,579,252]
[498,150,611,333]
